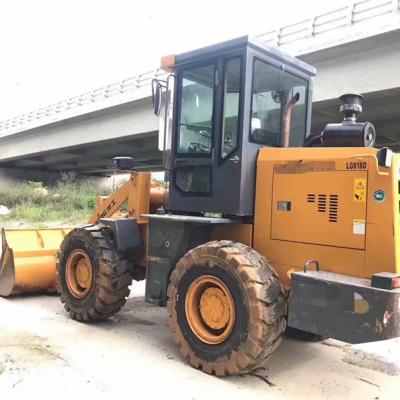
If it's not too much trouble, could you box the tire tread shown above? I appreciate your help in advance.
[167,240,287,376]
[57,224,133,322]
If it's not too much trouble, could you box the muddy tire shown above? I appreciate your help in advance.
[167,240,287,376]
[57,225,133,322]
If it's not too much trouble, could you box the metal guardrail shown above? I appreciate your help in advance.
[0,68,166,135]
[255,0,400,46]
[0,0,399,136]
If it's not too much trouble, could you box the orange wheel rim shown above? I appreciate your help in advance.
[65,249,93,299]
[185,275,235,345]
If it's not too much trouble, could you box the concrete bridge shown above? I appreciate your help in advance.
[1,0,400,176]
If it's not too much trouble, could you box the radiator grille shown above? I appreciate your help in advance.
[329,194,339,223]
[307,194,316,203]
[307,193,339,223]
[317,194,327,212]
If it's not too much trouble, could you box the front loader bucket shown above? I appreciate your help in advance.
[0,228,71,296]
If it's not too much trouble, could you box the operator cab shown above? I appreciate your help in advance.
[154,36,316,217]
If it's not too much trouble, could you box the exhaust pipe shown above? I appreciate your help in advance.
[282,92,300,148]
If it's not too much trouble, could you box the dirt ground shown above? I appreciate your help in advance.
[0,281,399,399]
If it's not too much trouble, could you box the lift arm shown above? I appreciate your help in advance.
[0,172,163,296]
[88,172,151,224]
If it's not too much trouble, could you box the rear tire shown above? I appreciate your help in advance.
[167,240,287,376]
[57,225,133,322]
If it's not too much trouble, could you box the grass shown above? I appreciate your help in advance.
[0,174,112,227]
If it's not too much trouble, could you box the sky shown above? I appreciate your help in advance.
[0,0,352,120]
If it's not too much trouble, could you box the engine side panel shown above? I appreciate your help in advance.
[271,169,367,249]
[253,147,399,289]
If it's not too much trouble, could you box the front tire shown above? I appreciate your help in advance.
[57,225,133,322]
[167,241,287,376]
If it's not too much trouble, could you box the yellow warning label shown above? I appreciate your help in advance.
[354,178,367,202]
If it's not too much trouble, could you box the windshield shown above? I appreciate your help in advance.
[250,59,308,147]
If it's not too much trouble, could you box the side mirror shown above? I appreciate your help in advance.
[152,79,165,116]
[113,157,136,170]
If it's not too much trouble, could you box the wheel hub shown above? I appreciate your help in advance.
[76,259,91,287]
[65,249,93,299]
[185,275,235,345]
[199,287,230,330]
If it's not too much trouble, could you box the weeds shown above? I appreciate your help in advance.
[0,177,112,227]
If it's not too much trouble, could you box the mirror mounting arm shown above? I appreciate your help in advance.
[152,78,168,116]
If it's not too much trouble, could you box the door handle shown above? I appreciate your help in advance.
[229,155,240,164]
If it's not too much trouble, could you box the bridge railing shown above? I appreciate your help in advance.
[0,68,166,135]
[1,0,399,136]
[256,0,400,46]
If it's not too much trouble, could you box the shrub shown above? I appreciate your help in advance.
[0,178,111,226]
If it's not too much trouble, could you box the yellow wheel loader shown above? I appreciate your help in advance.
[1,36,400,376]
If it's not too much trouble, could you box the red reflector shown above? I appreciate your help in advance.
[371,272,400,290]
[392,278,400,289]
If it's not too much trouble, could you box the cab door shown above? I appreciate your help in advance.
[173,61,216,198]
[168,55,244,215]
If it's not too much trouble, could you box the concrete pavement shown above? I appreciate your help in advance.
[0,281,399,399]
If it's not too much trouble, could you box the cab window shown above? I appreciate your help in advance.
[250,59,308,147]
[221,58,241,159]
[177,64,215,155]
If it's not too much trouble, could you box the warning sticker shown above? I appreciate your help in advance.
[353,219,366,235]
[353,178,367,202]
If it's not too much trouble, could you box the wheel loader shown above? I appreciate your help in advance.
[1,36,400,376]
